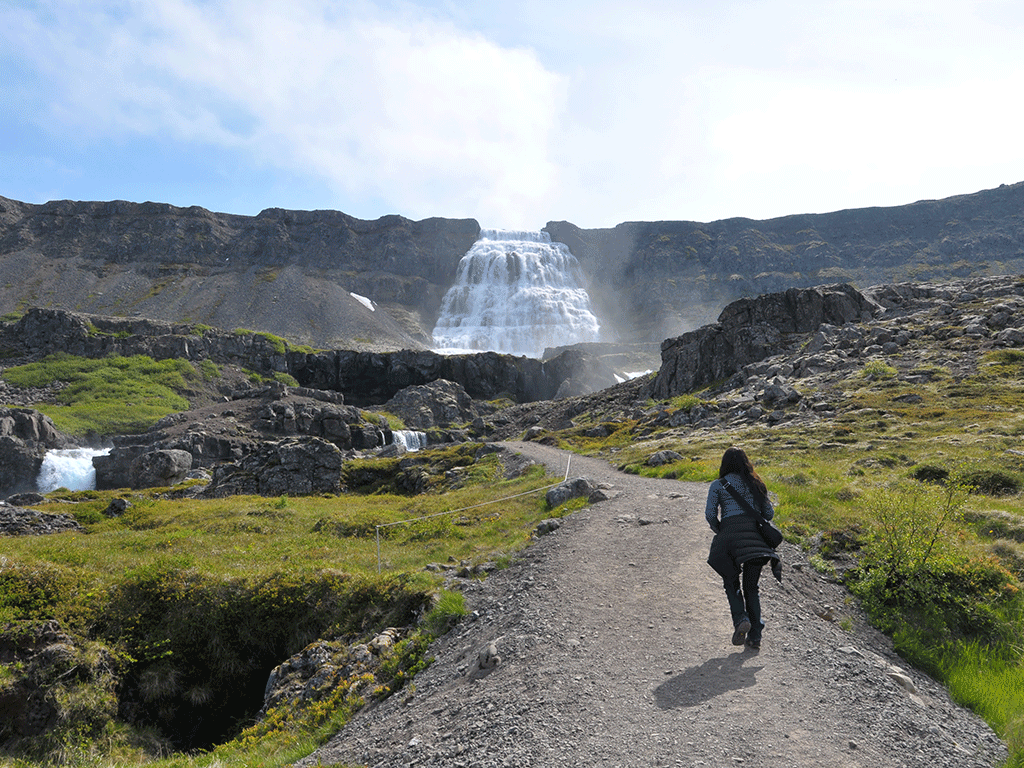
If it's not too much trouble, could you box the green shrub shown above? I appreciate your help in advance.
[862,360,898,380]
[860,477,970,583]
[669,393,704,413]
[199,358,221,380]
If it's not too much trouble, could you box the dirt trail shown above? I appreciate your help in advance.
[299,441,1007,768]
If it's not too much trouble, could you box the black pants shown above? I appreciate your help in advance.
[724,559,766,639]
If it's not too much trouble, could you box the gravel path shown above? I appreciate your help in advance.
[298,442,1008,768]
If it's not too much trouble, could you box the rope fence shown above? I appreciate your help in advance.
[375,454,571,573]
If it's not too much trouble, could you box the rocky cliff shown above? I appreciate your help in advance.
[3,183,1024,356]
[546,180,1024,343]
[0,196,479,350]
[0,308,621,408]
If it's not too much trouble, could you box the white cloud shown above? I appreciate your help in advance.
[2,0,1024,228]
[4,0,566,227]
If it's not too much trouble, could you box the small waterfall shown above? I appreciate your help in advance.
[392,430,428,452]
[432,229,601,358]
[37,448,111,493]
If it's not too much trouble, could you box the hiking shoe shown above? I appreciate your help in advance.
[746,636,761,650]
[732,618,751,646]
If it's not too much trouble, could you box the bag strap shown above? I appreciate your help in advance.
[720,479,767,522]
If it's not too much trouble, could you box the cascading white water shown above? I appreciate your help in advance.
[36,448,111,492]
[392,430,428,452]
[432,229,601,358]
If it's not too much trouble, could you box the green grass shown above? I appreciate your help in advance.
[1,353,197,435]
[944,642,1024,766]
[560,356,1024,764]
[7,331,1024,765]
[0,452,561,766]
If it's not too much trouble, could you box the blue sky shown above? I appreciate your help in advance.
[2,0,1023,229]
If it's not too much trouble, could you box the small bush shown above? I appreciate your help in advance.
[963,468,1021,496]
[862,360,898,380]
[669,393,704,413]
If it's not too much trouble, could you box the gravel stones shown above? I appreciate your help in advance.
[296,442,1006,768]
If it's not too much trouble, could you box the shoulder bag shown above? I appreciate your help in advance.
[720,479,784,549]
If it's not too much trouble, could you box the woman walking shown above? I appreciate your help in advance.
[705,447,781,649]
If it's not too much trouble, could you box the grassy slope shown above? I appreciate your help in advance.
[557,352,1024,765]
[0,450,563,766]
[3,329,1024,765]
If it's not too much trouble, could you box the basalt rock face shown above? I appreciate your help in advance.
[5,183,1024,356]
[3,307,622,406]
[287,347,621,406]
[205,437,345,497]
[547,180,1024,344]
[0,196,480,350]
[4,307,292,376]
[652,283,881,398]
[0,408,72,497]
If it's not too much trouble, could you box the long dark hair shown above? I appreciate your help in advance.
[719,446,767,499]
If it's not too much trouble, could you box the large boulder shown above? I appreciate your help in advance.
[254,398,381,448]
[128,449,193,489]
[382,379,479,429]
[204,438,344,497]
[545,476,596,509]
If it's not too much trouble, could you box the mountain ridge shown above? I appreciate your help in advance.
[2,180,1022,351]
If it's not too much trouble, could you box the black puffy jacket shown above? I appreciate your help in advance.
[706,512,780,581]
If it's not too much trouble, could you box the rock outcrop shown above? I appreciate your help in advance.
[260,629,405,719]
[204,437,345,497]
[0,408,72,497]
[289,346,621,405]
[380,379,482,429]
[3,307,293,377]
[0,620,119,744]
[2,308,626,406]
[488,273,1024,443]
[92,385,385,491]
[652,283,881,398]
[0,501,83,536]
[128,449,193,489]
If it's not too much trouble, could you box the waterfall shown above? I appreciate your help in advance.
[36,448,111,492]
[432,229,601,358]
[392,430,428,452]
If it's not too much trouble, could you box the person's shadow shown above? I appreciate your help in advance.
[653,651,763,709]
